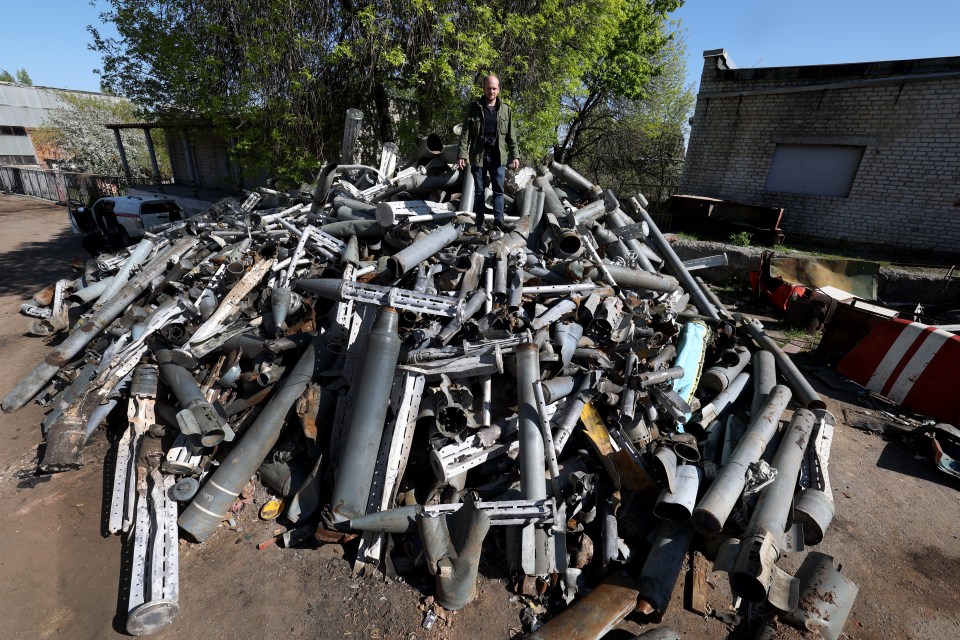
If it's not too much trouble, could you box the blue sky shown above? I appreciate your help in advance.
[674,1,960,93]
[1,1,959,96]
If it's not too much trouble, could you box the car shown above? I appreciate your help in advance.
[69,195,184,254]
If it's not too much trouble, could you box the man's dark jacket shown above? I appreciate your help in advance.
[457,97,520,167]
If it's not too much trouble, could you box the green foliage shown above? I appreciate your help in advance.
[728,231,753,247]
[557,23,694,203]
[90,0,686,187]
[1,68,32,84]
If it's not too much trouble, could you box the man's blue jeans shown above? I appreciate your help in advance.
[471,151,505,226]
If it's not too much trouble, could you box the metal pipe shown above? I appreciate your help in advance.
[95,239,157,307]
[692,384,792,533]
[2,237,198,414]
[386,223,460,279]
[516,345,546,501]
[507,264,524,312]
[541,376,576,404]
[339,108,363,163]
[329,308,402,522]
[178,333,330,542]
[728,409,815,606]
[548,159,601,200]
[751,349,777,418]
[553,371,598,455]
[481,268,494,426]
[418,497,491,610]
[590,224,630,260]
[528,571,640,640]
[156,349,230,447]
[695,275,732,320]
[459,165,475,214]
[635,521,694,622]
[67,275,116,304]
[653,464,701,521]
[318,219,384,238]
[515,343,549,575]
[648,344,676,369]
[631,203,720,320]
[741,317,825,410]
[701,346,751,395]
[437,290,486,345]
[605,207,656,272]
[494,251,508,302]
[532,176,565,218]
[581,263,678,294]
[688,370,751,437]
[572,199,606,225]
[637,366,685,388]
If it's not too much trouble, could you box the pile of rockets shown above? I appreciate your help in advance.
[2,112,858,638]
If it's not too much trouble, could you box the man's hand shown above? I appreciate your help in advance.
[457,158,467,170]
[510,159,520,171]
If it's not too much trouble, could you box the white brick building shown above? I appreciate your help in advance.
[681,50,960,254]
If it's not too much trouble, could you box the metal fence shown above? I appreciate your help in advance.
[0,166,127,205]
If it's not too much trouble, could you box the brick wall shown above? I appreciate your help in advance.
[167,129,236,190]
[681,51,960,254]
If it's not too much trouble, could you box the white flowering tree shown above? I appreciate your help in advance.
[33,91,169,180]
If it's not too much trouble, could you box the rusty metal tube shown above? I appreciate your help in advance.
[582,263,679,294]
[635,521,695,622]
[528,572,641,640]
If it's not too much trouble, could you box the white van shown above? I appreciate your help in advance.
[69,195,185,244]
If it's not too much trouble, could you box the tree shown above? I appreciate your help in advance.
[556,24,695,206]
[0,68,33,84]
[89,1,685,187]
[33,92,170,179]
[555,0,681,164]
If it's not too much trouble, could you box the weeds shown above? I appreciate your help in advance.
[728,231,752,247]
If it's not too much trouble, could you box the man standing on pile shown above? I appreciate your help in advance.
[457,74,520,229]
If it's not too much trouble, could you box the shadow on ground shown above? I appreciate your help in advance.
[0,200,84,298]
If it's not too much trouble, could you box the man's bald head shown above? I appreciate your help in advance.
[483,74,500,104]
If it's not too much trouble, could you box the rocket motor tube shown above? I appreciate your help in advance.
[731,408,816,603]
[692,384,792,533]
[328,308,403,522]
[178,332,331,542]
